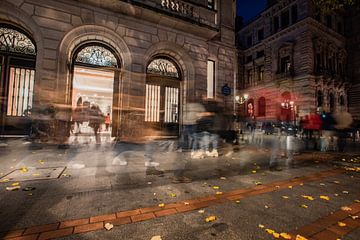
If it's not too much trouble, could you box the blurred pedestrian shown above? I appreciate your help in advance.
[105,113,111,131]
[89,105,104,144]
[269,127,284,171]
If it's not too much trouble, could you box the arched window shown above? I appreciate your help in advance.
[329,93,335,112]
[258,97,266,117]
[339,95,345,106]
[317,90,323,107]
[0,25,36,122]
[75,45,118,68]
[145,57,181,135]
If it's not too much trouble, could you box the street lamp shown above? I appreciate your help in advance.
[235,93,249,104]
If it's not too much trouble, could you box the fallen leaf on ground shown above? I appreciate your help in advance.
[38,160,45,164]
[220,177,226,180]
[320,195,330,201]
[333,181,340,184]
[198,210,205,214]
[11,182,19,186]
[170,193,176,197]
[288,186,293,189]
[151,236,162,240]
[184,202,189,205]
[296,235,308,240]
[235,200,241,204]
[280,233,292,239]
[147,182,152,185]
[258,224,265,228]
[302,195,315,201]
[255,182,262,185]
[32,173,40,177]
[273,232,280,238]
[252,170,257,174]
[158,203,165,207]
[319,183,325,186]
[20,168,28,173]
[282,196,289,199]
[354,200,360,203]
[300,183,304,186]
[265,205,270,209]
[205,216,216,222]
[338,222,346,227]
[216,191,223,195]
[22,187,35,191]
[104,223,113,231]
[350,215,359,220]
[275,185,280,188]
[6,186,20,191]
[342,191,349,194]
[213,186,220,190]
[300,204,308,209]
[28,193,33,196]
[334,194,339,197]
[265,229,275,234]
[341,206,352,211]
[0,179,10,183]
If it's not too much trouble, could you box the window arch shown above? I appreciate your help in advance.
[258,97,266,117]
[0,24,36,120]
[146,58,180,79]
[74,45,118,68]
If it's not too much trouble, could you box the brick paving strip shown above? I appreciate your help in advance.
[0,168,348,240]
[290,202,360,240]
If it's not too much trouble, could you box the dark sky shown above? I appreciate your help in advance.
[236,0,267,21]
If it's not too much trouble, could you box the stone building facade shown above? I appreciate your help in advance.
[0,0,236,138]
[236,0,349,123]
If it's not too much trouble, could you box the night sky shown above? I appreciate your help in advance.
[236,0,267,21]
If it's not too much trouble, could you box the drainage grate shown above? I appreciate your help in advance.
[0,167,66,182]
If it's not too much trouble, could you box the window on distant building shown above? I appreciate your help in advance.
[258,97,266,117]
[247,35,252,47]
[258,28,264,41]
[246,55,253,63]
[291,5,298,23]
[258,65,264,81]
[316,53,321,72]
[247,69,253,84]
[208,0,215,10]
[281,10,290,29]
[337,22,343,34]
[256,50,264,58]
[274,16,279,32]
[280,56,291,73]
[207,60,215,98]
[326,15,332,28]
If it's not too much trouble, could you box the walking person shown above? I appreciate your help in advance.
[89,104,104,144]
[105,113,111,132]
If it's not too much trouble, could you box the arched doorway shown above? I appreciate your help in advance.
[145,57,181,136]
[0,24,36,135]
[69,43,121,142]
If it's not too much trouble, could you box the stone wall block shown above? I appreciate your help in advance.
[106,15,118,31]
[158,29,167,41]
[116,25,126,36]
[167,31,176,42]
[21,3,34,15]
[94,12,107,26]
[126,29,151,42]
[151,35,159,43]
[81,8,94,24]
[6,0,23,7]
[33,16,72,32]
[43,38,60,50]
[124,37,152,50]
[71,15,83,26]
[176,35,184,46]
[35,6,71,23]
[44,49,57,60]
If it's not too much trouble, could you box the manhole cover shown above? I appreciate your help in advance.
[0,167,66,181]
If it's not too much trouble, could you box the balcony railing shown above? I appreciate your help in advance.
[128,0,218,29]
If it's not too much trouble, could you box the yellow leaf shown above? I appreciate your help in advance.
[38,160,45,164]
[265,229,275,234]
[338,222,346,227]
[258,224,265,228]
[255,181,262,185]
[235,200,241,204]
[11,182,19,186]
[220,177,227,180]
[33,173,40,177]
[275,185,281,188]
[158,203,165,207]
[216,191,223,195]
[343,191,349,194]
[0,178,10,183]
[302,195,315,201]
[170,193,176,197]
[273,232,280,238]
[205,216,216,222]
[300,183,304,186]
[300,204,308,209]
[320,195,330,201]
[295,235,308,240]
[341,206,352,211]
[280,232,292,239]
[198,210,205,214]
[354,200,360,203]
[282,196,289,199]
[213,186,220,190]
[350,215,359,220]
[334,181,340,184]
[288,186,293,189]
[252,170,257,174]
[184,202,189,205]
[20,168,28,173]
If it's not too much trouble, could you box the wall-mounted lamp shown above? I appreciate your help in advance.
[235,94,249,104]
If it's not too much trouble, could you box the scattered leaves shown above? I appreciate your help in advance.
[341,206,352,211]
[350,215,359,220]
[213,186,220,190]
[184,202,190,205]
[6,186,20,191]
[220,177,227,180]
[338,222,346,227]
[280,233,292,239]
[252,170,257,174]
[296,235,308,240]
[302,195,315,201]
[273,232,280,238]
[0,178,10,183]
[320,195,330,201]
[158,203,165,207]
[11,182,20,186]
[300,204,308,209]
[205,216,216,222]
[258,224,265,228]
[32,173,40,177]
[342,191,349,194]
[354,200,360,203]
[282,196,289,199]
[216,191,223,195]
[333,181,340,184]
[38,160,45,165]
[235,200,241,204]
[104,223,113,231]
[170,193,177,197]
[255,181,262,186]
[20,168,28,173]
[265,205,270,209]
[265,229,275,234]
[320,183,325,186]
[22,187,35,191]
[288,186,293,189]
[198,210,205,214]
